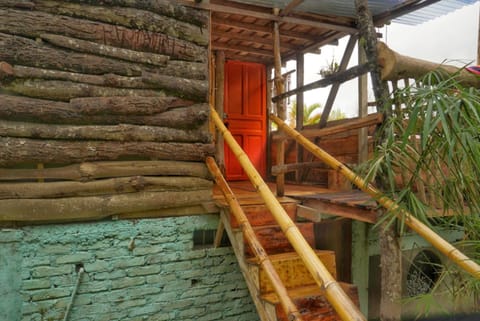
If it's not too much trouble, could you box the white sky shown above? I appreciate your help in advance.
[286,2,480,118]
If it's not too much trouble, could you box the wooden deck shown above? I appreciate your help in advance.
[214,181,378,223]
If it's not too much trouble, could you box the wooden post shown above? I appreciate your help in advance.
[354,43,370,317]
[354,1,399,319]
[273,8,286,197]
[358,42,369,164]
[214,50,226,174]
[295,52,304,183]
[351,221,369,317]
[354,0,391,119]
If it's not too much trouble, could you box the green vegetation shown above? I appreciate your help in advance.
[359,71,480,316]
[287,101,346,127]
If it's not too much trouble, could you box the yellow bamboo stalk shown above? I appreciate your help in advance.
[210,106,366,321]
[270,112,480,280]
[206,156,303,321]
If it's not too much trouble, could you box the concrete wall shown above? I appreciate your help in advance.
[0,215,259,321]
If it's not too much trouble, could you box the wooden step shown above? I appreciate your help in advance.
[262,283,359,321]
[244,222,315,256]
[247,250,337,294]
[229,198,298,228]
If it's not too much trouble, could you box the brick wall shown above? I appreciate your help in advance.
[0,216,259,321]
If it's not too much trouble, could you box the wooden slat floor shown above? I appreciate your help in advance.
[213,181,378,223]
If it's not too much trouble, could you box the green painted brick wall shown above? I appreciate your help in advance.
[0,215,260,321]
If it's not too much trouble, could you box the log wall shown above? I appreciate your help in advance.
[0,1,214,223]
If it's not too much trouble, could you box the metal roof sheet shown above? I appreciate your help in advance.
[231,0,478,25]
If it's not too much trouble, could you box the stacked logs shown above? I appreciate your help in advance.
[0,1,214,222]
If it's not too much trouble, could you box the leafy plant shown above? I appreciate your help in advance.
[359,70,480,314]
[288,101,345,127]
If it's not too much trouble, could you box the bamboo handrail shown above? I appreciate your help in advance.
[206,157,303,321]
[270,113,480,280]
[210,106,366,321]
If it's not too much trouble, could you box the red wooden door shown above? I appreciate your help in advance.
[224,61,267,181]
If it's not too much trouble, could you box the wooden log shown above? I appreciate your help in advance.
[142,71,208,101]
[0,120,211,143]
[69,96,194,115]
[2,79,164,101]
[0,137,214,166]
[0,9,206,61]
[0,189,212,222]
[0,33,142,76]
[0,95,208,127]
[0,0,35,9]
[55,0,209,27]
[160,60,207,80]
[377,41,480,88]
[0,176,212,199]
[0,160,212,181]
[35,1,208,46]
[40,33,169,66]
[1,63,147,89]
[355,0,391,119]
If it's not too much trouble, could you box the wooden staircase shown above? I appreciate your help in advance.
[217,196,360,321]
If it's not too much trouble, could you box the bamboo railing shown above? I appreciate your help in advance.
[206,156,303,321]
[270,113,480,280]
[210,106,366,321]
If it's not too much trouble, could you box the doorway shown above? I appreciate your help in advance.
[223,61,267,181]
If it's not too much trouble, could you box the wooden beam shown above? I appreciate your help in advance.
[318,34,358,128]
[196,2,357,33]
[272,113,382,141]
[212,42,273,57]
[272,162,329,176]
[272,63,370,103]
[212,30,297,50]
[212,17,321,42]
[280,0,304,16]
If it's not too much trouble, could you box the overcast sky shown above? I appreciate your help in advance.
[288,1,480,118]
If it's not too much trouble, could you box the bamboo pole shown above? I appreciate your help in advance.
[206,157,303,321]
[210,106,366,321]
[270,113,480,280]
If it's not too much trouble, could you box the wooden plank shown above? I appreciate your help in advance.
[271,284,359,321]
[245,222,315,256]
[229,202,297,228]
[219,212,273,321]
[248,250,337,294]
[300,198,376,224]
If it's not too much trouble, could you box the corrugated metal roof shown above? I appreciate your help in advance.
[232,0,478,25]
[394,0,478,25]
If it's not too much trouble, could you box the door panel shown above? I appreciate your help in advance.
[224,61,266,181]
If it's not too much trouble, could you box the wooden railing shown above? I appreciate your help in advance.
[271,113,383,191]
[270,112,480,280]
[210,105,367,321]
[206,157,304,321]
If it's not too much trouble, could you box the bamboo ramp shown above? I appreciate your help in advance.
[207,157,360,321]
